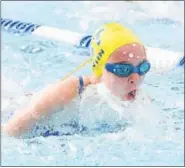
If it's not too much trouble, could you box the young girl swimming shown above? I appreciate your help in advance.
[3,22,151,138]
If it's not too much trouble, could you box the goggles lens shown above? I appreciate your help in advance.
[105,61,151,77]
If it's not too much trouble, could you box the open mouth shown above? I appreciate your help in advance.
[126,89,137,100]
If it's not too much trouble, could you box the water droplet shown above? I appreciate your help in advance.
[132,43,136,47]
[129,53,134,58]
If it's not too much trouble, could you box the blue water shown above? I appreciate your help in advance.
[1,1,184,166]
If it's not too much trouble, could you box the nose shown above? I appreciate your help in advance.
[128,73,140,85]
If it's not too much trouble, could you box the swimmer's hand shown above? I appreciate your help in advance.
[3,75,93,137]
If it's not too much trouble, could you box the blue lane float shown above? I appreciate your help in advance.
[1,18,40,34]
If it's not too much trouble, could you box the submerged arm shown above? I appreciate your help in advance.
[3,76,91,137]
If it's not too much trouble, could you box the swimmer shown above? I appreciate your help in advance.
[3,22,151,137]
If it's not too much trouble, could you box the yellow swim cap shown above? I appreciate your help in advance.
[90,22,142,77]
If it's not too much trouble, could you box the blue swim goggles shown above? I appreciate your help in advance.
[105,60,151,77]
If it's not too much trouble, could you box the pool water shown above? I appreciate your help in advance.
[1,1,184,166]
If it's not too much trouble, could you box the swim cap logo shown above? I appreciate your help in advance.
[97,49,104,57]
[94,28,104,45]
[93,49,104,67]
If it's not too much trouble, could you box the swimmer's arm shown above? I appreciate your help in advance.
[3,76,91,137]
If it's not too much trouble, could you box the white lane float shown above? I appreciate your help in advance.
[1,18,184,73]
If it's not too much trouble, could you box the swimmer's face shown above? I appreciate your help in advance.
[101,43,147,101]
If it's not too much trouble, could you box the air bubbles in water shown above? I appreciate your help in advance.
[20,45,44,54]
[68,143,77,158]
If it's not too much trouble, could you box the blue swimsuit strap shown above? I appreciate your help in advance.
[78,76,84,95]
